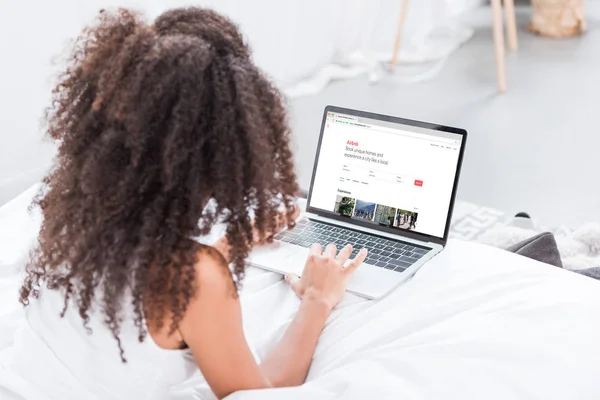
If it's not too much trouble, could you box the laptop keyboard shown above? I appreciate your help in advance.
[273,220,430,273]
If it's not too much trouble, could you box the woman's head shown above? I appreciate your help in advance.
[20,7,298,356]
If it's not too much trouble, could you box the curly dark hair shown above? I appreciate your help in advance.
[19,7,298,361]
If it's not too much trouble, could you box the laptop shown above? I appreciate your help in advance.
[247,105,467,299]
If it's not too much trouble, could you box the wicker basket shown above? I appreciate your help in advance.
[529,0,586,38]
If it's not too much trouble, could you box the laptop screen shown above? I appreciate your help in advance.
[308,110,464,239]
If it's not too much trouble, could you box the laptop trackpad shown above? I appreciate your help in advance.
[346,263,403,299]
[248,242,402,299]
[247,241,301,271]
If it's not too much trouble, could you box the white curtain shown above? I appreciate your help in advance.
[174,0,478,97]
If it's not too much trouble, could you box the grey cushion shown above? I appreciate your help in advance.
[506,232,600,281]
[574,267,600,280]
[506,232,563,268]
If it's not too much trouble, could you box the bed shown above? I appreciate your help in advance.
[2,186,600,399]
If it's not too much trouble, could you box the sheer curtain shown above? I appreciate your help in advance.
[180,0,479,97]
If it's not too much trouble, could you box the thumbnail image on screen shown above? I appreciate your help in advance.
[353,199,376,221]
[394,209,418,231]
[333,195,356,217]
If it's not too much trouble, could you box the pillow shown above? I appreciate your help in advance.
[506,232,563,268]
[506,232,600,281]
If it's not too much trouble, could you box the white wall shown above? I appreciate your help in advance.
[0,0,338,205]
[0,0,150,205]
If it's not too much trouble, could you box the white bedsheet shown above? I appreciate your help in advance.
[2,186,600,399]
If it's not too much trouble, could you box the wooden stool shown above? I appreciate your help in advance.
[389,0,518,92]
[492,0,518,92]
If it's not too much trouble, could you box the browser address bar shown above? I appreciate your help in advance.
[362,124,458,145]
[331,118,458,145]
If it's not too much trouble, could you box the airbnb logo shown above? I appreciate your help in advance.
[346,140,359,146]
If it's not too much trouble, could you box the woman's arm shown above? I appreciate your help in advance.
[258,292,330,387]
[259,243,367,386]
[177,243,366,399]
[177,251,267,397]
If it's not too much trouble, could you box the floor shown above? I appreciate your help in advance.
[289,5,600,228]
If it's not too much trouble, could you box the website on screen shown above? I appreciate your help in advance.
[309,112,462,238]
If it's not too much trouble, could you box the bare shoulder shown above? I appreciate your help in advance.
[193,244,237,298]
[176,243,243,349]
[146,244,236,350]
[175,244,239,340]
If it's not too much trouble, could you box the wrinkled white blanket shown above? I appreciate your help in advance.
[196,242,600,400]
[2,186,600,400]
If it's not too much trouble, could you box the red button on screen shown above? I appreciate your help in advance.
[414,180,423,187]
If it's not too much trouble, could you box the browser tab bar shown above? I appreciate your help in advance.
[336,114,359,122]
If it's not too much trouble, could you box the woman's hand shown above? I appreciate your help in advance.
[285,243,367,311]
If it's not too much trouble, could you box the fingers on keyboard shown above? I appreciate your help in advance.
[277,220,428,273]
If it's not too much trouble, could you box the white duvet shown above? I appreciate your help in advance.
[2,186,600,399]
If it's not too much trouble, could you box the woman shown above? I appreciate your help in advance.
[0,7,366,400]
